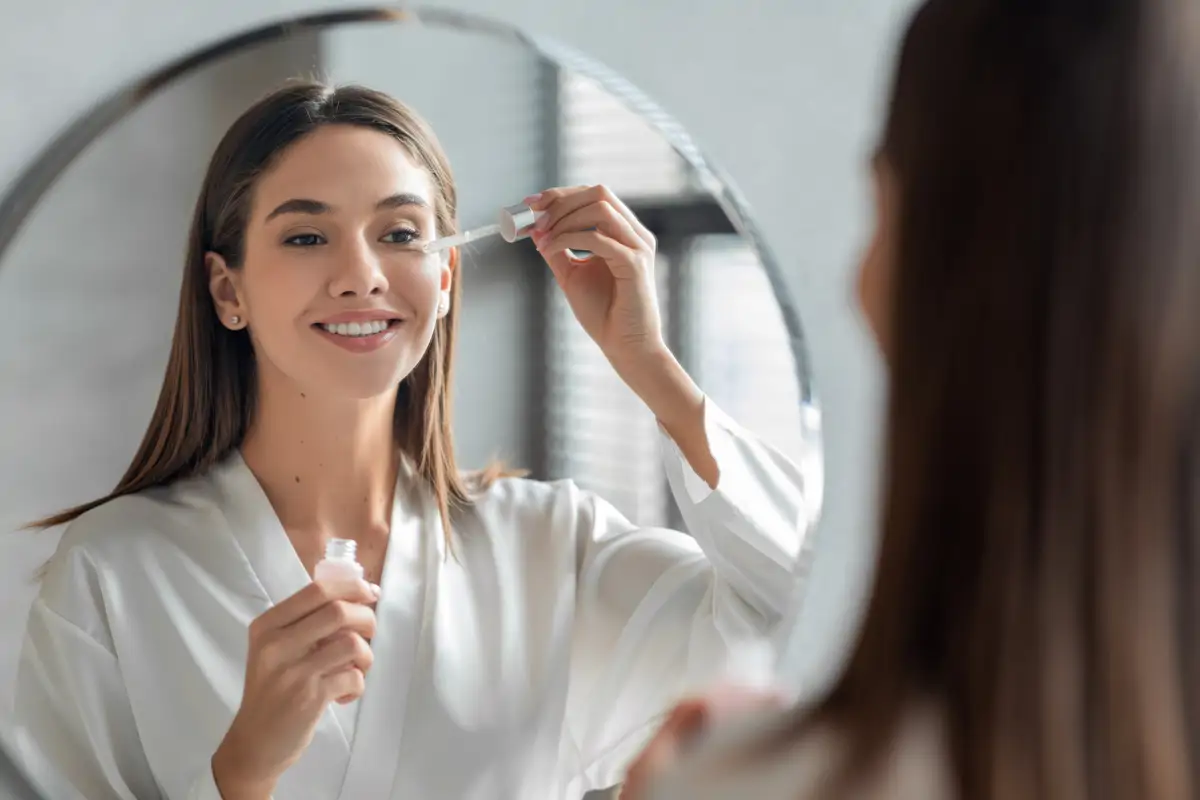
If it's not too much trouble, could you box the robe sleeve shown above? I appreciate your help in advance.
[13,568,225,800]
[562,398,814,796]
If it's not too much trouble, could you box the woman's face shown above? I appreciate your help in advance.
[855,155,898,360]
[207,124,454,401]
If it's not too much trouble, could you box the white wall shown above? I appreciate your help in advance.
[0,0,917,700]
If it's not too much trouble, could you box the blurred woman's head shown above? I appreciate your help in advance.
[832,0,1200,797]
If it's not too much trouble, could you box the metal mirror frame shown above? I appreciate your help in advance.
[0,5,824,634]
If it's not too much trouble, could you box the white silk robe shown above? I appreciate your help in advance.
[12,401,811,799]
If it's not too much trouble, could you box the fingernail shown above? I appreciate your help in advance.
[370,583,382,598]
[523,192,543,205]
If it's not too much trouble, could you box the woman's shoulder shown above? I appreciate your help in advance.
[40,465,228,595]
[24,489,187,644]
[446,474,581,570]
[461,468,651,536]
[460,469,589,525]
[649,702,952,800]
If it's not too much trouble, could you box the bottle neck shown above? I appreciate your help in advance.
[323,538,358,563]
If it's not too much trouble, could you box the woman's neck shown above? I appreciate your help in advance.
[240,373,400,558]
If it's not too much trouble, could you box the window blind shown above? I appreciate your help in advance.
[555,70,690,198]
[545,254,672,527]
[685,235,809,466]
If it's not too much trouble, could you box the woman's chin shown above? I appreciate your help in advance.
[300,364,415,402]
[341,374,412,401]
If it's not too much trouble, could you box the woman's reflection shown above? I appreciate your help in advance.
[11,83,810,800]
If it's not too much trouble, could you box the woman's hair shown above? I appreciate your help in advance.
[35,82,506,541]
[769,1,1200,798]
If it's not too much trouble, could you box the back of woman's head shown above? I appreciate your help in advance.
[797,1,1200,797]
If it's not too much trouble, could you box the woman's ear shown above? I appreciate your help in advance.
[437,246,457,318]
[206,252,247,329]
[855,158,897,359]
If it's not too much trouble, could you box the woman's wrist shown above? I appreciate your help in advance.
[612,347,719,488]
[212,737,276,800]
[609,345,696,412]
[611,346,703,427]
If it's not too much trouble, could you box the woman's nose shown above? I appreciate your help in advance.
[329,240,389,297]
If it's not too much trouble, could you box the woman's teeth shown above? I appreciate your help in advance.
[321,320,391,337]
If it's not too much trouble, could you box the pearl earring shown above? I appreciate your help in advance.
[230,316,241,326]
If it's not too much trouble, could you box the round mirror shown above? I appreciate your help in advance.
[0,6,823,750]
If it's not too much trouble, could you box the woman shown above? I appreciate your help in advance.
[11,83,810,800]
[626,0,1200,798]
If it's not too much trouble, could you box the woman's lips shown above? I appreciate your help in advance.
[312,319,402,353]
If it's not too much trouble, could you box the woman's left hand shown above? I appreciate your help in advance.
[619,686,788,800]
[527,185,665,369]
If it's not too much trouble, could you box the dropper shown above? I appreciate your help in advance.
[421,223,501,253]
[422,203,545,255]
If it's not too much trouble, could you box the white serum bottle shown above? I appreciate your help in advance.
[314,538,365,586]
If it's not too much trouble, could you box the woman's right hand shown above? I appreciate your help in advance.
[211,579,379,799]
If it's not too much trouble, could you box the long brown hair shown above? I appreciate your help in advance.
[34,82,503,541]
[770,1,1200,798]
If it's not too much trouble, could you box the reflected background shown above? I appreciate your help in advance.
[0,10,820,707]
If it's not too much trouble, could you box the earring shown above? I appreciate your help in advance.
[437,299,449,316]
[229,315,241,327]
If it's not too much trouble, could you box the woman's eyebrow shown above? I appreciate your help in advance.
[265,192,430,222]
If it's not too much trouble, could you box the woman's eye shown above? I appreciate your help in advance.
[283,233,325,247]
[383,228,420,245]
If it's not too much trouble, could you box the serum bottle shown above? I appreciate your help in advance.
[314,538,369,707]
[313,538,364,586]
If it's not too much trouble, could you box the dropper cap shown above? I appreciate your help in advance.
[499,203,544,243]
